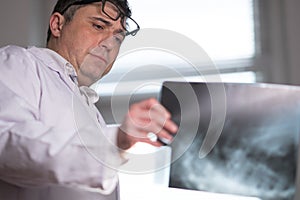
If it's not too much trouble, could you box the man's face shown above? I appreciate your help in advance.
[57,3,125,86]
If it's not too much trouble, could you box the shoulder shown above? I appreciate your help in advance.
[0,45,41,103]
[0,45,29,57]
[0,45,36,64]
[0,45,40,74]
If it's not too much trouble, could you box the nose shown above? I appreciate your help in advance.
[99,35,120,51]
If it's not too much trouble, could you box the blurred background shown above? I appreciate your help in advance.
[1,0,300,124]
[1,0,300,85]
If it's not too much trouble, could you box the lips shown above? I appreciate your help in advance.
[89,53,108,65]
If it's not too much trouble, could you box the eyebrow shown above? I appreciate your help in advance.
[90,16,112,26]
[90,16,126,35]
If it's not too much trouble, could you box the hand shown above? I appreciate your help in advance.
[117,98,178,150]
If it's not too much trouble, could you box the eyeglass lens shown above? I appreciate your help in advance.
[102,0,139,35]
[102,1,120,20]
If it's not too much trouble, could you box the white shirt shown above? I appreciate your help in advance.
[0,45,123,200]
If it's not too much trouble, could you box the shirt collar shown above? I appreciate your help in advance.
[27,46,78,84]
[79,86,100,104]
[27,46,99,104]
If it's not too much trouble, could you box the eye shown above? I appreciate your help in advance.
[113,33,125,45]
[93,23,104,31]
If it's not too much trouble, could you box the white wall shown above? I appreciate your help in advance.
[0,0,55,47]
[0,0,300,84]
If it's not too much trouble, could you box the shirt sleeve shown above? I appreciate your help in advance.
[0,46,123,193]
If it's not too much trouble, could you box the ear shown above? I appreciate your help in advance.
[49,12,65,38]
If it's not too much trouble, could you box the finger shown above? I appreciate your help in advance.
[139,131,172,147]
[137,121,176,144]
[156,129,174,144]
[128,103,149,119]
[127,106,168,130]
[129,98,171,121]
[138,98,160,110]
[145,110,178,134]
[133,131,161,147]
[145,133,165,147]
[126,106,153,129]
[148,101,171,119]
[162,119,178,134]
[127,102,161,121]
[128,117,174,136]
[138,98,172,118]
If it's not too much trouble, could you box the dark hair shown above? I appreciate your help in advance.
[46,0,132,44]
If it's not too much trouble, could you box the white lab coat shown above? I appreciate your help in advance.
[0,46,124,200]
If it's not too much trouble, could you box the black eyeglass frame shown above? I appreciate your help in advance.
[60,0,140,36]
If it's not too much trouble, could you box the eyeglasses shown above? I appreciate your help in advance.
[60,0,140,36]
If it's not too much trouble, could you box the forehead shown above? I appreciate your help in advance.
[77,2,119,18]
[102,1,120,16]
[74,3,125,28]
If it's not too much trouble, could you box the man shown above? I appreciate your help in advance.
[0,0,178,199]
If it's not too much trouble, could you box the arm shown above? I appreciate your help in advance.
[0,47,121,192]
[0,80,121,191]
